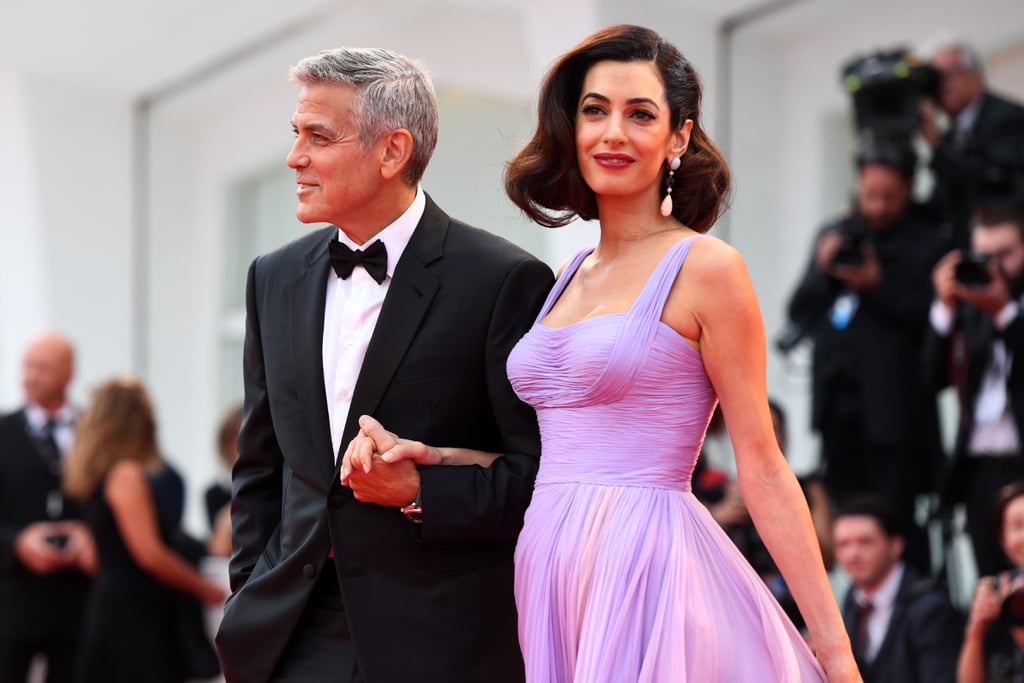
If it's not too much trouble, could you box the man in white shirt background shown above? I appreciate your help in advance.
[926,200,1024,577]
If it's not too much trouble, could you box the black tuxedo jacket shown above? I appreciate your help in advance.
[786,207,944,446]
[924,300,1024,501]
[0,408,89,639]
[931,91,1024,249]
[841,566,962,683]
[215,196,554,683]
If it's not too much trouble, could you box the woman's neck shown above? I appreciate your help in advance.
[593,196,688,258]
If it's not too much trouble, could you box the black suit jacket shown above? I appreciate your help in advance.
[842,566,963,683]
[215,196,554,683]
[786,207,944,447]
[931,91,1024,249]
[923,300,1024,502]
[0,408,89,639]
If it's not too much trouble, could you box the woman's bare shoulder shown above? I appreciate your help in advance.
[682,235,750,290]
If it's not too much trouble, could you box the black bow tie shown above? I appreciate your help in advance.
[328,239,388,285]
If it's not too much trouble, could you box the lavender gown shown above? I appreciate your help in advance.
[507,236,826,682]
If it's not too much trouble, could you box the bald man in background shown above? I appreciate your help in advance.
[0,333,94,683]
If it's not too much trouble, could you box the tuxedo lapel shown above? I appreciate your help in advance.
[288,228,336,485]
[340,198,446,457]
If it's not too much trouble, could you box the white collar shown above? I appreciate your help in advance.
[335,186,425,281]
[956,93,985,137]
[856,561,905,611]
[24,401,75,430]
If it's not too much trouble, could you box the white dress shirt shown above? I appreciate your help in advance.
[24,401,76,456]
[930,299,1022,455]
[322,187,425,462]
[854,562,905,664]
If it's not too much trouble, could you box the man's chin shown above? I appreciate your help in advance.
[295,207,324,225]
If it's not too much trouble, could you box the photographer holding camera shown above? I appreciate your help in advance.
[957,480,1024,682]
[925,200,1024,580]
[919,35,1024,250]
[786,141,945,575]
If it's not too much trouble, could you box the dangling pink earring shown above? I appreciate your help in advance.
[660,157,681,217]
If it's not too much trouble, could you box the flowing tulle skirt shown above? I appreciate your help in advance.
[515,482,827,682]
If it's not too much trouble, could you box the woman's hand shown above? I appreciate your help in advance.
[967,574,1010,637]
[197,578,226,606]
[340,415,441,485]
[813,641,863,682]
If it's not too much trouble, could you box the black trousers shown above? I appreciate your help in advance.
[963,454,1024,577]
[820,403,933,575]
[271,565,362,683]
[0,630,79,683]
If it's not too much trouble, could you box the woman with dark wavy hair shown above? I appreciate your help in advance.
[504,25,859,681]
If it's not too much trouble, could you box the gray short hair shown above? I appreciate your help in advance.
[290,47,439,185]
[917,32,985,74]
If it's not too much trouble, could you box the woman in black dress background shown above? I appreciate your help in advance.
[64,377,223,682]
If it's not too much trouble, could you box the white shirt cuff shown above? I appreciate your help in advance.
[995,301,1020,331]
[929,300,955,336]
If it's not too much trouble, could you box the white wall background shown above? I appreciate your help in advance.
[0,1,1021,541]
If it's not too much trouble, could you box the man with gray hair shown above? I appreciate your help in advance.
[214,47,553,682]
[919,35,1024,249]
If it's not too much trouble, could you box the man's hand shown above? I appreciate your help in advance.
[919,98,942,147]
[340,416,431,507]
[14,521,74,575]
[829,244,881,291]
[814,231,844,273]
[341,416,441,483]
[57,520,97,575]
[932,250,962,308]
[959,262,1012,315]
[345,454,420,507]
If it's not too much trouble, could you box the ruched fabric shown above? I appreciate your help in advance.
[508,236,826,682]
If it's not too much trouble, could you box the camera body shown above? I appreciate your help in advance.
[45,533,69,550]
[998,567,1024,626]
[831,216,871,266]
[955,250,993,287]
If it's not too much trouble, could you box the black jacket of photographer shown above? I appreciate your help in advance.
[923,284,1024,504]
[787,204,944,447]
[931,91,1024,249]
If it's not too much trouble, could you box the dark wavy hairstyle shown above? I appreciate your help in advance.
[505,24,731,232]
[994,480,1024,546]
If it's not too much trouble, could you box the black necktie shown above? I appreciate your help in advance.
[37,419,62,475]
[855,599,874,664]
[329,239,388,285]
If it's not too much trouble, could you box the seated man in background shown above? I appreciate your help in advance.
[833,494,962,683]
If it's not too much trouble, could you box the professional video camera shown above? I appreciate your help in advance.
[840,47,941,141]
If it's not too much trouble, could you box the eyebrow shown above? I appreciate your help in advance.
[291,121,337,136]
[580,92,661,108]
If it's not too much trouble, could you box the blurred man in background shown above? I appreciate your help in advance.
[925,200,1024,577]
[0,333,94,683]
[834,494,962,683]
[920,35,1024,250]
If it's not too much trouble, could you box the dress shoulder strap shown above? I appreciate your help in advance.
[533,247,594,324]
[590,235,704,403]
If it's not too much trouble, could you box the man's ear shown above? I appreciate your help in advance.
[379,129,414,181]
